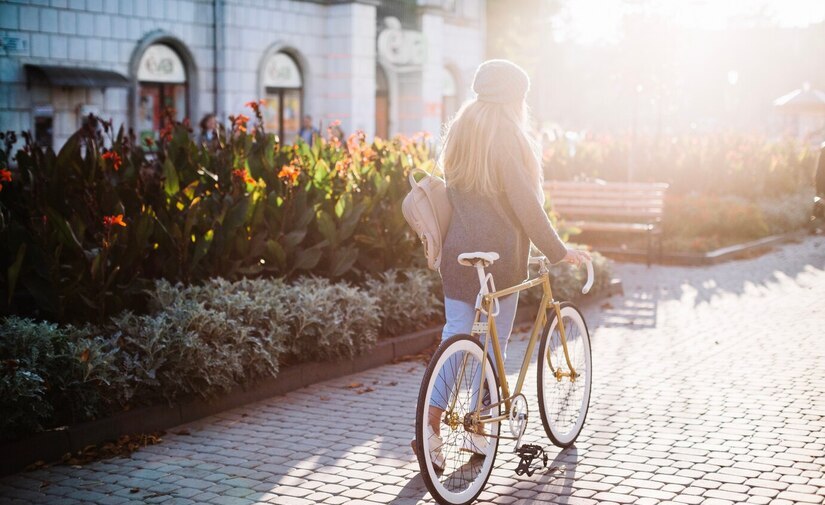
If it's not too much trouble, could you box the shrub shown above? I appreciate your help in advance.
[757,191,811,235]
[279,277,381,360]
[519,249,613,308]
[365,268,444,337]
[544,133,817,198]
[0,114,430,323]
[662,193,771,252]
[0,317,116,439]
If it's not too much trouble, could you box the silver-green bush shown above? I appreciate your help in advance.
[366,268,444,336]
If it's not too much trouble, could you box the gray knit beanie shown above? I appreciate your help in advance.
[472,59,530,104]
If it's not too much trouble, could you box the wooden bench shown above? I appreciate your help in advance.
[544,180,670,265]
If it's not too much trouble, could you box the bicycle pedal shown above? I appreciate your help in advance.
[514,444,548,477]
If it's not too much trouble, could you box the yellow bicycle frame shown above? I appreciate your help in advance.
[461,267,578,428]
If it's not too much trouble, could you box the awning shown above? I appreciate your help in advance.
[773,86,825,112]
[24,64,129,89]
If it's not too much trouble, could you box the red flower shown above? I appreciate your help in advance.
[0,168,11,191]
[234,114,250,133]
[103,214,127,228]
[144,137,154,147]
[160,122,173,141]
[102,151,122,171]
[232,168,255,185]
[278,164,300,183]
[244,99,266,110]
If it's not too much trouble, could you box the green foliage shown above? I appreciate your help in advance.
[544,133,817,198]
[279,277,381,360]
[543,134,816,252]
[0,116,428,323]
[0,254,614,440]
[519,250,614,308]
[0,317,116,439]
[365,268,444,337]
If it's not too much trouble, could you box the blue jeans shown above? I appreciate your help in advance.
[430,294,519,410]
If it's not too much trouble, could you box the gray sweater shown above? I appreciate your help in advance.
[440,154,568,304]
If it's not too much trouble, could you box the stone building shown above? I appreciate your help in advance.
[0,0,485,150]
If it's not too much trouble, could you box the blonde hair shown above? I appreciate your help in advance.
[440,98,542,197]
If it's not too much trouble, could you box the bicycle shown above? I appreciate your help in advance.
[414,251,594,505]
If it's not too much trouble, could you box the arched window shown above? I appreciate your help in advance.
[376,64,390,139]
[136,43,188,143]
[442,67,459,124]
[261,52,302,142]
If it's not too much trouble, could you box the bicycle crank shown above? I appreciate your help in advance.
[508,394,528,449]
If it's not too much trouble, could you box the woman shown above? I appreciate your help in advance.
[198,113,219,150]
[413,59,590,467]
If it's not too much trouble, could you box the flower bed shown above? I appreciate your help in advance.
[543,133,817,252]
[0,258,609,442]
[0,112,431,323]
[0,109,613,443]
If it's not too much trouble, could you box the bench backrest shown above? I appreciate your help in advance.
[544,180,669,223]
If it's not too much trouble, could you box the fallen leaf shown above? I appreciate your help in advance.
[356,387,375,395]
[600,302,614,310]
[319,395,331,401]
[130,488,140,494]
[345,382,364,389]
[387,381,398,387]
[79,348,90,363]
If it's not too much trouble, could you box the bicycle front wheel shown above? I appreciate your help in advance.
[537,303,592,447]
[415,334,500,505]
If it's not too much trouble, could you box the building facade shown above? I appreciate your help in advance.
[0,0,485,149]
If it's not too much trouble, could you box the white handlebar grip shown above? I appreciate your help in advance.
[582,260,594,295]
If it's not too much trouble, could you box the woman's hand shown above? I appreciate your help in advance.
[562,247,592,267]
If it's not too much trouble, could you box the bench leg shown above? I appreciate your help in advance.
[646,228,652,267]
[658,233,664,263]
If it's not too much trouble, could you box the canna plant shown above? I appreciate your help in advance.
[0,107,431,323]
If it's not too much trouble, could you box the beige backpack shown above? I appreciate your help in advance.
[402,168,453,270]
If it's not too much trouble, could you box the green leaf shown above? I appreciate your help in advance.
[44,207,83,250]
[313,159,330,184]
[294,245,323,270]
[316,209,335,243]
[163,158,180,196]
[282,230,306,248]
[224,198,250,231]
[7,243,27,304]
[265,239,286,267]
[192,229,214,267]
[329,246,359,277]
[334,194,349,218]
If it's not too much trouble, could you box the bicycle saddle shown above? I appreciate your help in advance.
[458,251,499,267]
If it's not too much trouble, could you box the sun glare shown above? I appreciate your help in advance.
[556,0,825,45]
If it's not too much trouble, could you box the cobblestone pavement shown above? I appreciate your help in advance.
[2,237,825,505]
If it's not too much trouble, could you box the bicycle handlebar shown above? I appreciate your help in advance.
[529,256,594,295]
[582,260,594,295]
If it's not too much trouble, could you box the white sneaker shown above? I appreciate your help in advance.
[412,426,446,472]
[426,425,446,471]
[461,431,489,456]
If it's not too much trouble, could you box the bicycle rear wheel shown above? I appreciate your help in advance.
[415,334,500,505]
[537,303,592,447]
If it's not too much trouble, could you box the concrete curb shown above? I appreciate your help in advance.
[597,230,806,265]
